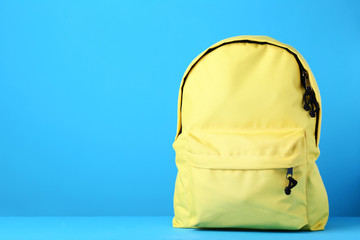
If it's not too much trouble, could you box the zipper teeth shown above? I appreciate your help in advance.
[302,70,311,89]
[178,40,320,145]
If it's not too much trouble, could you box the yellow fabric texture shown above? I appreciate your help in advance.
[173,36,329,230]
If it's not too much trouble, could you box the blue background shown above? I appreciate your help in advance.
[0,0,359,217]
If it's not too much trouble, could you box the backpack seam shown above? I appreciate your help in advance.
[304,131,311,227]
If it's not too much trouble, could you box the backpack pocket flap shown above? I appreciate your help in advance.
[187,129,306,170]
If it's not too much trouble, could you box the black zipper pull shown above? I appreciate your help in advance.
[284,167,297,195]
[303,88,311,111]
[302,70,312,111]
[302,70,319,118]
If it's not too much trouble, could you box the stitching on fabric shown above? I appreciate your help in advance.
[190,128,305,133]
[190,163,306,170]
[186,151,303,158]
[304,131,311,227]
[185,136,192,227]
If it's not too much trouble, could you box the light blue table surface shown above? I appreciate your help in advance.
[0,216,358,240]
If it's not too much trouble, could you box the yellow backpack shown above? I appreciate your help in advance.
[173,36,329,231]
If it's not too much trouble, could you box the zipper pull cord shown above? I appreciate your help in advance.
[303,87,312,111]
[302,70,319,118]
[309,90,319,117]
[285,168,298,195]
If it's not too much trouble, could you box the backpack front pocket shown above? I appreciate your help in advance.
[186,129,308,230]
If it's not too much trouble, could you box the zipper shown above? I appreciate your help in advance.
[284,167,298,195]
[302,70,319,118]
[301,69,320,144]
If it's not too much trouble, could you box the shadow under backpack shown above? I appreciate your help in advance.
[172,36,329,231]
